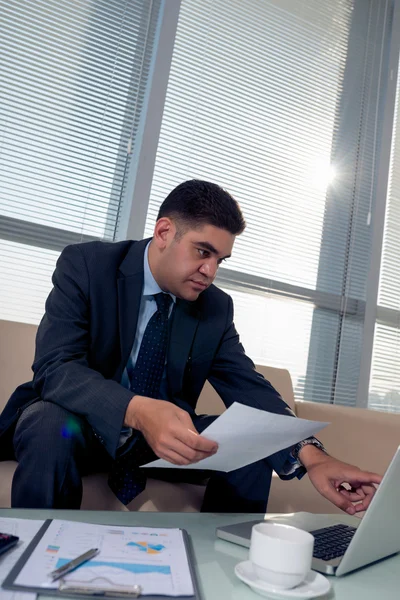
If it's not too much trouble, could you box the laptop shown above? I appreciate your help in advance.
[216,445,400,576]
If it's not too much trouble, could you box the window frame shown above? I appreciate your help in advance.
[115,0,181,242]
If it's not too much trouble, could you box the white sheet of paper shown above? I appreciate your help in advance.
[142,402,328,471]
[14,519,194,597]
[0,517,45,600]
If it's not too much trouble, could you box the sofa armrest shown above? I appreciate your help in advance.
[0,320,37,411]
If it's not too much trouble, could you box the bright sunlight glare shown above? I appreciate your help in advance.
[310,160,336,191]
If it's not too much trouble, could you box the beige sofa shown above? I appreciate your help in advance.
[1,319,399,513]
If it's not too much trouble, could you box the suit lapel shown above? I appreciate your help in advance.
[167,299,200,399]
[116,238,151,378]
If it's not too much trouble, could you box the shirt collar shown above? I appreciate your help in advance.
[143,242,176,303]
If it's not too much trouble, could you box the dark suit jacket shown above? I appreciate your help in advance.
[0,238,295,473]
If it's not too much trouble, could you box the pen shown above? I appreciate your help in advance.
[50,548,99,581]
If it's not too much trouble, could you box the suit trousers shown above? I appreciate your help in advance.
[12,401,273,512]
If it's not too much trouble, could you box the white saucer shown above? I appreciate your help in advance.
[234,561,331,599]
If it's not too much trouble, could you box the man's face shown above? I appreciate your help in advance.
[157,223,235,301]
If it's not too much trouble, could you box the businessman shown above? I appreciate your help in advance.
[0,179,382,511]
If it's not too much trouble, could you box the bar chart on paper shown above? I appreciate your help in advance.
[14,520,194,596]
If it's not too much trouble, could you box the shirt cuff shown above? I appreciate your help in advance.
[278,437,327,480]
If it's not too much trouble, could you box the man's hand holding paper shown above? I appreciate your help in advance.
[142,402,328,472]
[126,395,218,465]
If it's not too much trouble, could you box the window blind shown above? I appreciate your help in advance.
[144,0,386,404]
[369,66,400,414]
[0,0,161,324]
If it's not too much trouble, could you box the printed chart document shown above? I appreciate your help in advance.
[0,517,45,600]
[143,402,328,471]
[12,519,194,597]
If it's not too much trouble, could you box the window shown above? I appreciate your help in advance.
[3,0,399,413]
[0,0,162,323]
[144,0,390,405]
[369,60,400,413]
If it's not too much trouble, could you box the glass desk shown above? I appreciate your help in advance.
[0,509,398,599]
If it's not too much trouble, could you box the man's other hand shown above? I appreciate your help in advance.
[299,444,383,515]
[124,396,218,465]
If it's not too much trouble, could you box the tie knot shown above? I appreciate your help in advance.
[154,292,172,317]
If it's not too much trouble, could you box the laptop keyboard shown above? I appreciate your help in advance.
[310,523,357,561]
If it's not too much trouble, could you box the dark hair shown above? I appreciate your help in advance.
[157,179,246,235]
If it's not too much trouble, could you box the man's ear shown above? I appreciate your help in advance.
[153,217,176,249]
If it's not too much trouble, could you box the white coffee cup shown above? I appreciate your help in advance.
[249,522,314,589]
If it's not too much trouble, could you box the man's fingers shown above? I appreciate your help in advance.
[164,438,212,464]
[337,476,380,512]
[345,472,383,486]
[155,437,214,465]
[337,483,367,500]
[357,484,378,510]
[330,482,378,513]
[157,447,192,466]
[176,427,218,454]
[172,410,218,454]
[152,420,217,463]
[339,488,365,501]
[350,486,366,498]
[175,411,218,452]
[361,484,377,495]
[315,482,355,514]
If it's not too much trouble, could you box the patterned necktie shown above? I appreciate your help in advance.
[108,292,173,505]
[127,292,173,398]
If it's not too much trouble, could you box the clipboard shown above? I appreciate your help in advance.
[2,519,201,600]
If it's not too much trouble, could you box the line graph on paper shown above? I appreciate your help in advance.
[58,559,174,591]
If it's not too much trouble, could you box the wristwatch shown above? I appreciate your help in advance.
[291,437,327,466]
